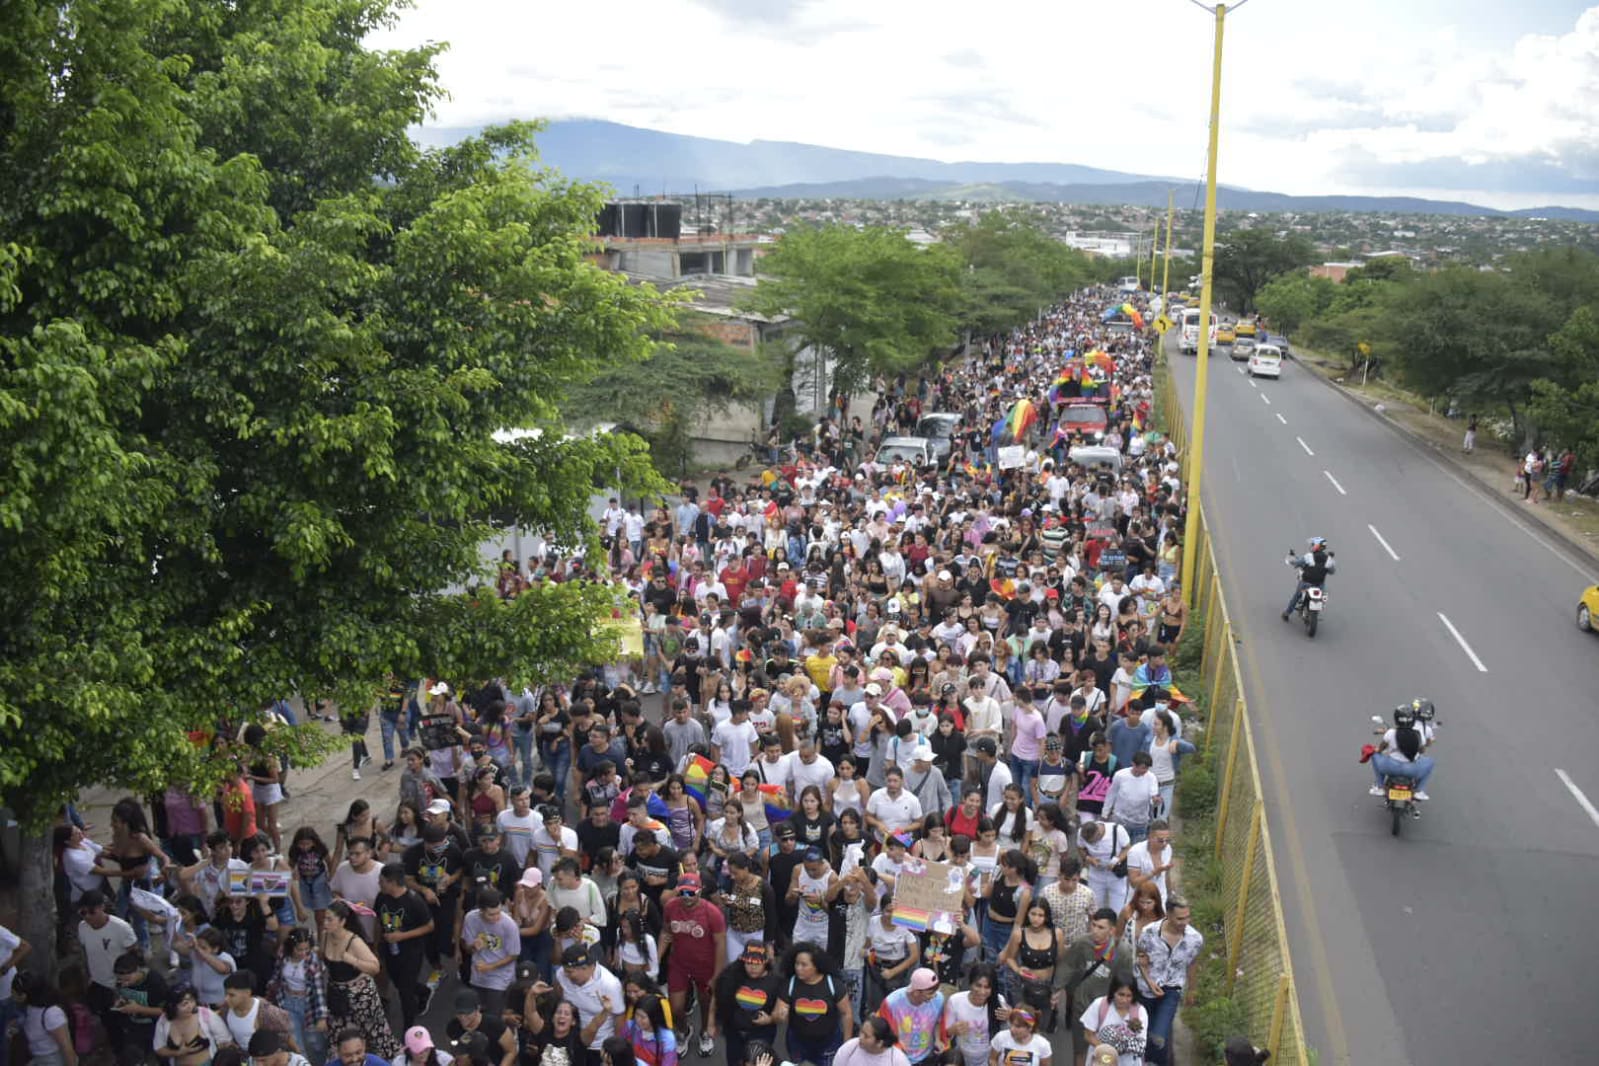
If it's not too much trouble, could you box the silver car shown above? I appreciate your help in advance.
[875,436,937,467]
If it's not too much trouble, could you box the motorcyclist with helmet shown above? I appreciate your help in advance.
[1369,700,1436,801]
[1282,536,1335,620]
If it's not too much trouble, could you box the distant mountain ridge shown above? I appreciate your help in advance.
[418,119,1599,222]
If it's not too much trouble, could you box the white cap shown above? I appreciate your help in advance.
[937,570,952,581]
[428,681,450,696]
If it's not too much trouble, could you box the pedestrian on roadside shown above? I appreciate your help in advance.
[1462,416,1477,453]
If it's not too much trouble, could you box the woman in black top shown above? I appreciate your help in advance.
[775,943,855,1066]
[999,900,1064,1026]
[790,787,834,852]
[712,946,783,1066]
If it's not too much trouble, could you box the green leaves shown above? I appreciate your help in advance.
[745,224,963,396]
[1211,229,1315,313]
[0,1,679,830]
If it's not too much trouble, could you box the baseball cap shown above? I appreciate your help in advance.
[519,867,544,888]
[426,798,451,816]
[937,570,952,581]
[864,683,883,697]
[476,823,501,838]
[741,943,768,964]
[428,681,450,696]
[803,846,825,862]
[775,822,797,840]
[910,743,934,763]
[972,737,998,756]
[405,1026,436,1054]
[909,968,939,991]
[676,873,702,893]
[453,988,482,1013]
[561,944,596,968]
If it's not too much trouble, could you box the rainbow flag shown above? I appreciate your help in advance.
[759,782,793,823]
[1006,398,1038,439]
[891,906,935,932]
[683,754,716,812]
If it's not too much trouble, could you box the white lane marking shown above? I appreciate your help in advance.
[1237,366,1246,375]
[1367,524,1400,561]
[1275,413,1288,425]
[1249,379,1257,388]
[1437,612,1488,672]
[1323,470,1347,495]
[1555,769,1599,829]
[1297,437,1315,456]
[1261,392,1272,405]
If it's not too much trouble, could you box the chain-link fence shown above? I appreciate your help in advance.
[1157,359,1311,1066]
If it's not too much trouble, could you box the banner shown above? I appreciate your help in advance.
[890,857,966,932]
[419,712,459,751]
[228,869,293,898]
[997,445,1025,470]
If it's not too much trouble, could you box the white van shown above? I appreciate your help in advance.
[1118,276,1141,295]
[1179,308,1204,354]
[1248,344,1283,379]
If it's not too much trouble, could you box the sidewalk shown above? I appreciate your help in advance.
[1294,349,1599,571]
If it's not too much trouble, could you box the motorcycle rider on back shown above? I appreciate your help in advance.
[1370,703,1435,802]
[1283,537,1335,620]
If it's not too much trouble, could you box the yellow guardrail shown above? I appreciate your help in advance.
[1157,359,1311,1066]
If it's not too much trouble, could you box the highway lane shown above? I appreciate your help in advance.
[1168,342,1599,1066]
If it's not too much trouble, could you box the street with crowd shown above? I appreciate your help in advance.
[8,285,1215,1066]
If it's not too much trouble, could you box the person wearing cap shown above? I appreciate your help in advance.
[403,823,464,989]
[555,944,626,1065]
[659,872,725,1056]
[711,941,782,1066]
[375,863,435,1030]
[900,741,951,821]
[445,987,519,1066]
[991,1002,1053,1066]
[873,967,944,1065]
[247,1028,314,1066]
[968,737,1013,817]
[391,1024,450,1066]
[785,845,837,946]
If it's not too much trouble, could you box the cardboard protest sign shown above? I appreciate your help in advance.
[228,869,292,898]
[890,857,967,932]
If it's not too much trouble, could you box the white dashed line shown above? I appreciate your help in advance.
[1323,470,1347,495]
[1297,437,1315,456]
[1367,524,1400,561]
[1555,770,1599,829]
[1437,612,1488,672]
[1275,413,1287,425]
[1261,392,1272,405]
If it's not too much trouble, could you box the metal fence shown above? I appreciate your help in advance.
[1157,362,1311,1066]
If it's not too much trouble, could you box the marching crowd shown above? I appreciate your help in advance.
[6,286,1211,1066]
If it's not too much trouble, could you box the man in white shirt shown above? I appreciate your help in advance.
[1101,753,1162,844]
[77,890,137,1006]
[971,737,1014,815]
[869,627,910,666]
[711,701,760,778]
[496,786,544,868]
[59,826,115,905]
[1098,574,1131,616]
[783,734,835,800]
[750,734,792,791]
[602,498,626,540]
[865,768,924,843]
[1125,820,1174,907]
[555,944,626,1051]
[962,677,1004,756]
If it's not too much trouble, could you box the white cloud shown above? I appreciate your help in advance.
[369,0,1599,208]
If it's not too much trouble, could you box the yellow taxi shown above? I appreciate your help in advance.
[1216,323,1237,345]
[1579,585,1599,631]
[1236,321,1258,338]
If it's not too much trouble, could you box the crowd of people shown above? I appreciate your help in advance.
[5,286,1211,1066]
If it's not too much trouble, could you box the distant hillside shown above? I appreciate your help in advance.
[728,177,1599,222]
[414,119,1599,222]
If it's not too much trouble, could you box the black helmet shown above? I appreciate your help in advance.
[1411,698,1436,723]
[1393,706,1416,729]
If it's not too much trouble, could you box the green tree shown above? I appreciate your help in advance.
[1,0,670,966]
[1378,266,1555,437]
[943,211,1097,334]
[745,225,963,396]
[1255,272,1339,334]
[1212,229,1315,312]
[564,316,784,475]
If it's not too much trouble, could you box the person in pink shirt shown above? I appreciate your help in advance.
[1008,689,1049,800]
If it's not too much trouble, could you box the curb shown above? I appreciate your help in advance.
[1290,353,1599,573]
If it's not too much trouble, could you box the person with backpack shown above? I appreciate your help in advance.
[12,971,81,1066]
[774,943,855,1066]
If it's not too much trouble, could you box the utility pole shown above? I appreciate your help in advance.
[1180,2,1227,606]
[1162,190,1176,300]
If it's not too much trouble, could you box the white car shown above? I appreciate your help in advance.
[1248,344,1283,378]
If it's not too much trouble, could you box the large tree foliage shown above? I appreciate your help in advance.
[744,224,963,395]
[564,315,785,475]
[0,0,673,952]
[943,211,1098,335]
[1212,229,1315,312]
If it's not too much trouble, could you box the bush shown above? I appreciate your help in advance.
[1172,613,1206,675]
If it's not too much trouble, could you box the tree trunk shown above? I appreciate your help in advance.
[18,828,60,980]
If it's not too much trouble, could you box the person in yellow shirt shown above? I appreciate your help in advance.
[804,641,839,697]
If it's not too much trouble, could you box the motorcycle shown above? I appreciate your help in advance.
[1285,550,1328,637]
[1367,715,1420,836]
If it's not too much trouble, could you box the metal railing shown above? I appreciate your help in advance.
[1158,361,1311,1066]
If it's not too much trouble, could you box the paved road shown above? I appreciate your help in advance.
[1168,342,1599,1066]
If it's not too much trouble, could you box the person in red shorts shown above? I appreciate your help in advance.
[659,872,726,1057]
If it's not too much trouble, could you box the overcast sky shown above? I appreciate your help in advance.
[371,0,1599,210]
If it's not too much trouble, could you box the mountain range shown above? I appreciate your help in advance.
[418,120,1599,222]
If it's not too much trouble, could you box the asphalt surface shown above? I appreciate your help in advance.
[1168,339,1599,1066]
